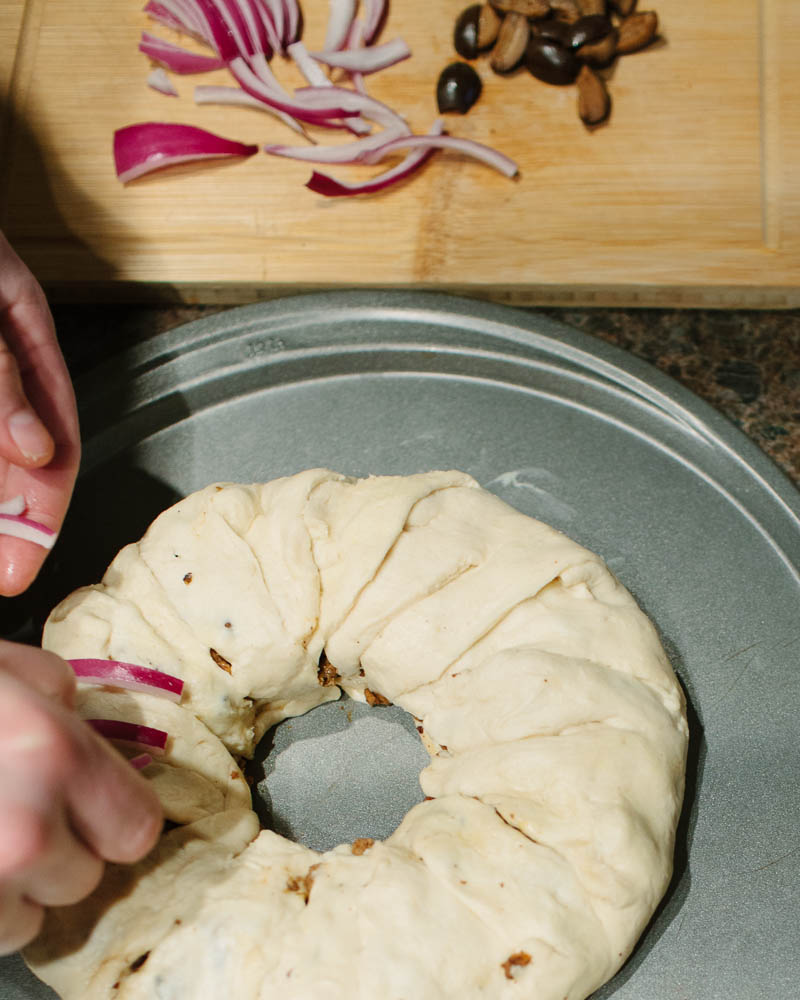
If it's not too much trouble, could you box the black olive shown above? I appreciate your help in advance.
[436,62,483,114]
[531,16,574,48]
[525,36,580,85]
[454,5,482,59]
[568,14,613,49]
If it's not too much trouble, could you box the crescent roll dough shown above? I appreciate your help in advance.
[27,470,687,1000]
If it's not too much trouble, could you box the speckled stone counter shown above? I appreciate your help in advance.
[51,303,800,489]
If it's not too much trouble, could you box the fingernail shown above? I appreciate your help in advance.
[8,411,52,462]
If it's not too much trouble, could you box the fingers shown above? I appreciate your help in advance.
[64,719,164,865]
[0,641,75,708]
[0,337,54,468]
[0,800,104,907]
[0,888,43,957]
[0,231,81,597]
[0,658,163,952]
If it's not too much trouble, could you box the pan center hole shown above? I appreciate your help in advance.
[247,694,429,853]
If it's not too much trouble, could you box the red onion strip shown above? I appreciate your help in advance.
[306,119,444,197]
[139,31,225,73]
[287,41,371,135]
[192,0,240,60]
[215,0,255,57]
[69,658,184,702]
[265,125,407,162]
[311,37,410,74]
[236,0,272,57]
[144,1,188,33]
[362,0,388,43]
[130,753,154,770]
[344,18,369,95]
[324,0,356,51]
[87,719,168,754]
[0,495,25,516]
[294,85,409,132]
[287,40,329,87]
[363,132,520,178]
[114,122,258,183]
[261,0,285,50]
[149,0,210,42]
[0,513,56,549]
[282,0,300,46]
[251,0,282,53]
[194,85,310,137]
[230,57,357,126]
[306,148,433,196]
[147,68,179,95]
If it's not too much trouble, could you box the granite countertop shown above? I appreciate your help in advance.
[52,302,800,489]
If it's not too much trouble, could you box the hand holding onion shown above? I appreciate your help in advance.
[0,642,163,955]
[0,230,81,596]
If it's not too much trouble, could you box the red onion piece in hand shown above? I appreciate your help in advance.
[0,513,57,549]
[0,495,25,516]
[130,753,154,770]
[87,719,168,754]
[69,659,185,702]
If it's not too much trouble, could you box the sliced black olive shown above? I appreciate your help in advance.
[525,36,580,85]
[454,5,482,59]
[436,62,483,114]
[568,14,613,49]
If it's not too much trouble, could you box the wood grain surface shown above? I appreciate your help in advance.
[0,0,798,307]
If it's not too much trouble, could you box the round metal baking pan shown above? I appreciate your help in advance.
[2,291,799,999]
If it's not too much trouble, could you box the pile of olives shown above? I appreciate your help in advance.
[436,0,659,126]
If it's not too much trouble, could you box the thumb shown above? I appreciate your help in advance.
[0,337,54,468]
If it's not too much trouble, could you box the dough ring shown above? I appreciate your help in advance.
[26,470,688,1000]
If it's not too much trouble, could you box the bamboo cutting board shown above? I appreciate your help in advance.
[1,0,798,307]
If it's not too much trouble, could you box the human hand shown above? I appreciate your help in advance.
[0,641,163,954]
[0,231,80,597]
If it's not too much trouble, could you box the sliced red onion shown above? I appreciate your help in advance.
[69,658,184,702]
[294,85,409,132]
[0,513,57,549]
[194,85,310,137]
[251,0,282,53]
[287,41,372,135]
[343,18,369,95]
[311,37,410,74]
[230,57,357,126]
[147,67,179,96]
[306,120,444,197]
[215,0,255,57]
[265,125,406,163]
[114,122,258,183]
[282,0,301,46]
[287,40,329,87]
[324,0,356,51]
[259,0,284,51]
[192,0,240,60]
[144,0,188,33]
[87,719,168,754]
[0,495,25,516]
[147,0,210,42]
[236,0,272,57]
[362,132,520,178]
[130,753,154,770]
[139,31,225,73]
[362,0,388,43]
